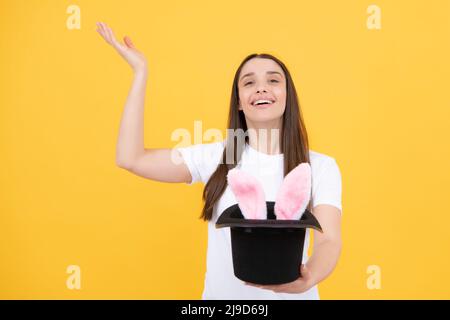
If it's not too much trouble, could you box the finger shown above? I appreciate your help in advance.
[264,284,283,290]
[269,283,292,293]
[97,22,109,43]
[95,25,102,36]
[262,285,287,293]
[124,36,135,49]
[245,282,265,289]
[100,22,113,45]
[244,282,259,287]
[98,22,106,36]
[96,22,108,41]
[101,22,113,44]
[253,284,272,290]
[105,24,123,49]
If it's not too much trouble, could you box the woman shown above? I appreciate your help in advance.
[96,21,342,300]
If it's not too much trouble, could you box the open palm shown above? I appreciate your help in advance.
[96,22,147,72]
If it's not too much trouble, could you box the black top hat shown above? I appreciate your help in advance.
[216,201,322,285]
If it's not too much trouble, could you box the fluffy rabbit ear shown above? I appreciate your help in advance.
[227,168,267,220]
[274,163,312,220]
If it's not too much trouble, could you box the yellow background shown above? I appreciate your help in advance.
[1,0,449,299]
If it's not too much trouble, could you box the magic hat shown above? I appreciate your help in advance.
[215,163,323,285]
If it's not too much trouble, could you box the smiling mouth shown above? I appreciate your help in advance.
[252,99,275,108]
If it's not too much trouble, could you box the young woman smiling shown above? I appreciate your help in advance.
[96,21,342,300]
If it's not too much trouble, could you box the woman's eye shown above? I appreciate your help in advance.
[244,79,278,86]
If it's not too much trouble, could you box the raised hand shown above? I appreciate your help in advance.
[96,21,147,73]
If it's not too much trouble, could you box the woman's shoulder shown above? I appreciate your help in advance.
[176,140,225,152]
[175,140,225,185]
[203,139,226,149]
[308,149,340,173]
[175,140,225,165]
[308,149,336,162]
[188,140,225,156]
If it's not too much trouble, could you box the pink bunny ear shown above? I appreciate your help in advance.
[274,163,311,220]
[227,168,267,220]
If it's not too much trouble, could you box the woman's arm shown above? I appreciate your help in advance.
[115,69,147,168]
[306,204,342,285]
[96,22,192,183]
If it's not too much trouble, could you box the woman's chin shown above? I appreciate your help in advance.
[246,114,283,125]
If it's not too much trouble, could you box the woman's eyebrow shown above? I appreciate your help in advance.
[266,71,283,77]
[240,71,283,82]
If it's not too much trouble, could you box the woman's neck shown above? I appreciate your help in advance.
[246,119,283,155]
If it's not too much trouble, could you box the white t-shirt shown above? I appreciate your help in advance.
[176,140,342,300]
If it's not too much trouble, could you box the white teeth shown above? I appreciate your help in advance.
[252,99,273,106]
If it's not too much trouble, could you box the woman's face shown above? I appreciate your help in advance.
[238,58,287,127]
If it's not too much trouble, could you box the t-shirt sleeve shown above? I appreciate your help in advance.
[176,144,202,185]
[175,142,223,185]
[312,158,342,213]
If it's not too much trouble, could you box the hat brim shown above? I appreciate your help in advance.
[215,201,323,232]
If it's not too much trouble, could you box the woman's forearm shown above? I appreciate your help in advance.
[306,239,342,286]
[115,69,148,168]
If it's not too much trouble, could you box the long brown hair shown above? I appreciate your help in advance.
[200,53,311,221]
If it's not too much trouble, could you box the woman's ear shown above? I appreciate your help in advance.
[274,163,311,220]
[227,168,267,219]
